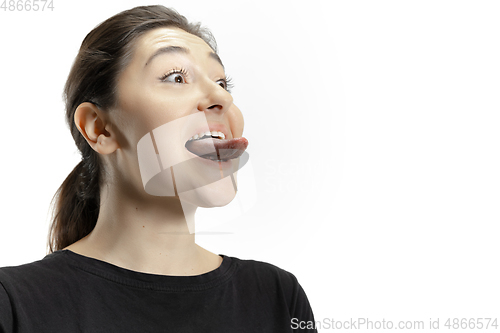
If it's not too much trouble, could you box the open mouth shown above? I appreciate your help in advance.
[185,131,248,162]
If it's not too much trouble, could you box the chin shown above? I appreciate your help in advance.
[178,176,237,208]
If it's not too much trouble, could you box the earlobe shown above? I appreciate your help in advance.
[74,102,120,154]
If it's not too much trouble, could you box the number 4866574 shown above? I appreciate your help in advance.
[1,0,54,11]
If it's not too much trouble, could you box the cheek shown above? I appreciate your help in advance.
[119,91,196,141]
[228,105,244,137]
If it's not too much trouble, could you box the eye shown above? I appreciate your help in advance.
[217,79,227,90]
[170,73,185,84]
[217,76,234,93]
[159,68,189,84]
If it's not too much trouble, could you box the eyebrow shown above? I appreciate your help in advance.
[144,45,224,69]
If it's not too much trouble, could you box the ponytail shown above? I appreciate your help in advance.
[47,149,101,253]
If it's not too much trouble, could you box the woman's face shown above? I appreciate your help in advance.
[109,27,245,207]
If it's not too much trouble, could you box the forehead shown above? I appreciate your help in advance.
[132,27,213,63]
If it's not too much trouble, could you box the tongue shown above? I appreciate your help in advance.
[185,137,248,160]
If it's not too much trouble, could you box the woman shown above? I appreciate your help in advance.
[0,5,316,332]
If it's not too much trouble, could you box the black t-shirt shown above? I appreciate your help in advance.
[0,250,317,332]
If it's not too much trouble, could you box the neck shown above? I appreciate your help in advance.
[64,181,222,276]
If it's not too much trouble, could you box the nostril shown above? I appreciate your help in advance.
[207,104,221,110]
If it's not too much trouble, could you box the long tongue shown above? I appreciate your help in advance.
[185,137,248,160]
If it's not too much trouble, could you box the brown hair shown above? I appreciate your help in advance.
[47,5,218,254]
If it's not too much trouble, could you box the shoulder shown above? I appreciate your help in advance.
[228,255,303,303]
[0,251,64,276]
[227,255,315,322]
[0,279,13,332]
[231,256,299,285]
[0,251,69,294]
[0,252,67,331]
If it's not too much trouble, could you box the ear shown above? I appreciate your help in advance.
[74,102,120,155]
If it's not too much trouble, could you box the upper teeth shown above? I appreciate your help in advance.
[187,130,225,141]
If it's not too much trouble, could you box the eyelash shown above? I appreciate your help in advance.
[158,67,234,93]
[224,76,234,93]
[159,67,189,82]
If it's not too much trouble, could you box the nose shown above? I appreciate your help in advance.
[197,79,233,113]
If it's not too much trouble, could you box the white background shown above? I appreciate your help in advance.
[1,0,499,330]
